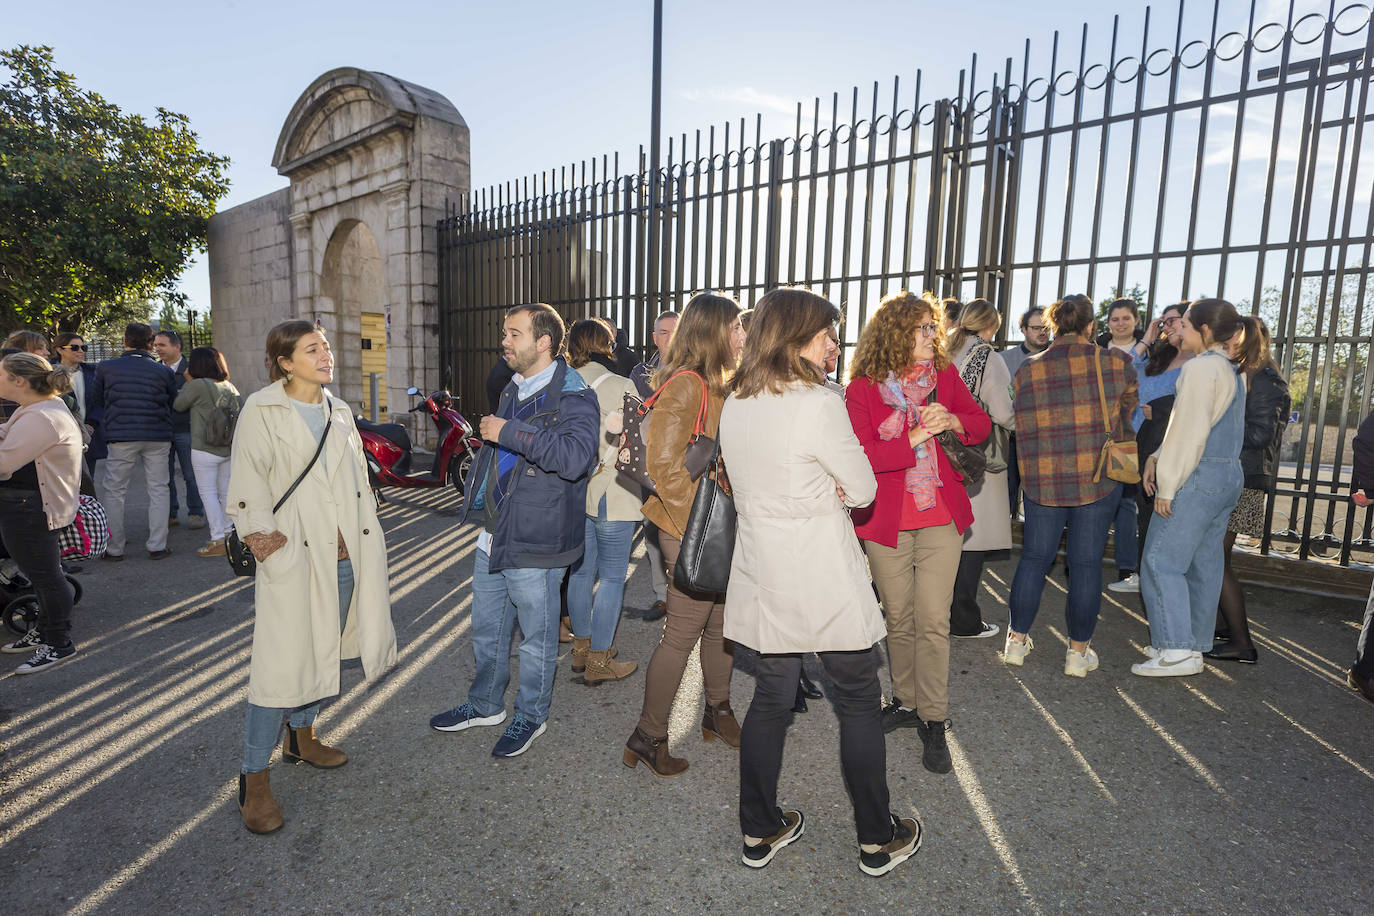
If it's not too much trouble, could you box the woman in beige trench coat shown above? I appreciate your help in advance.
[720,287,921,877]
[227,320,397,835]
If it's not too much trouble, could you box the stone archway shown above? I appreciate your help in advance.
[207,67,468,446]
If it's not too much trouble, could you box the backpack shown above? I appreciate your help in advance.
[205,386,241,447]
[57,494,110,560]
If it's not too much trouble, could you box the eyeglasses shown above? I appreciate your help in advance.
[1161,317,1181,327]
[1026,324,1048,333]
[63,344,87,351]
[916,323,939,338]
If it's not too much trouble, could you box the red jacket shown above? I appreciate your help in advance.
[845,366,991,548]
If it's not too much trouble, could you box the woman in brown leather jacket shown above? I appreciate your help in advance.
[624,292,745,777]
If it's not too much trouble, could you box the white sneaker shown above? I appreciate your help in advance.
[1131,649,1203,677]
[1002,633,1033,667]
[1064,645,1099,678]
[1107,573,1141,593]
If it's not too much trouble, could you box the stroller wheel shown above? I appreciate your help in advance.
[3,595,39,636]
[67,574,83,606]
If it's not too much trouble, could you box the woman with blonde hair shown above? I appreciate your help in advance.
[846,291,990,775]
[2,330,50,359]
[227,320,397,833]
[564,319,639,682]
[0,354,83,673]
[624,292,745,777]
[946,298,1011,640]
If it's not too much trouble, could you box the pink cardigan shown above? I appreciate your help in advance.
[0,398,83,529]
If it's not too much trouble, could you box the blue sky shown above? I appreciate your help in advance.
[6,0,1321,314]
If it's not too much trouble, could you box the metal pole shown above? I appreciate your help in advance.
[646,0,663,314]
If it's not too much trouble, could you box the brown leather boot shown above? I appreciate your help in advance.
[571,636,591,673]
[281,724,348,769]
[583,648,637,684]
[238,770,283,834]
[702,702,741,748]
[623,727,688,777]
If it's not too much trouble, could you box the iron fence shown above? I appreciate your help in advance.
[439,0,1374,566]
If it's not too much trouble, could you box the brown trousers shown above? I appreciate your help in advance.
[864,523,962,722]
[636,532,733,738]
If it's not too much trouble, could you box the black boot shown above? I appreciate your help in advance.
[798,669,823,699]
[793,685,808,713]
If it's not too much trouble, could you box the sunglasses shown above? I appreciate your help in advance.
[63,344,88,351]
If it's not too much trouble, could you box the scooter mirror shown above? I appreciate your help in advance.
[406,386,420,396]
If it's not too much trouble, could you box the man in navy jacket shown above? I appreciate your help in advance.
[1349,410,1374,704]
[430,304,599,758]
[91,323,178,560]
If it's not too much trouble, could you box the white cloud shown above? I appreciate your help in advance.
[680,86,799,116]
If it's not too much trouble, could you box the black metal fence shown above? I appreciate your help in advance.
[439,0,1374,566]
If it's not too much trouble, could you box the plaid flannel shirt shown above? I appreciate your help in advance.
[1012,340,1138,507]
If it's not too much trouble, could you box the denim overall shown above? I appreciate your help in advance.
[1140,353,1246,651]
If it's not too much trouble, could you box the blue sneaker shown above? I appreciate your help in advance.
[491,714,546,758]
[430,702,506,733]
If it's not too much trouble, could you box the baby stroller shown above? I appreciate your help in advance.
[1,559,84,637]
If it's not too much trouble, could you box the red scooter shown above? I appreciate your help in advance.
[356,386,481,499]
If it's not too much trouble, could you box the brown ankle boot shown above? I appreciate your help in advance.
[571,636,591,673]
[281,725,348,769]
[238,770,284,834]
[623,727,689,777]
[702,702,741,748]
[583,648,637,684]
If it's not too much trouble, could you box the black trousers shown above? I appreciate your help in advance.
[740,647,892,845]
[951,550,987,636]
[1356,583,1374,680]
[0,489,73,646]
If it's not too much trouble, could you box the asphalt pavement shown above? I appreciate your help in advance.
[1,474,1371,915]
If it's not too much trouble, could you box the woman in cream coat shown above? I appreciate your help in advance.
[227,320,397,835]
[721,288,920,877]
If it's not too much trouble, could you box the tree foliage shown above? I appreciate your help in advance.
[0,45,230,334]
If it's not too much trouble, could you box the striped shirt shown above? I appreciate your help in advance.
[1012,339,1138,507]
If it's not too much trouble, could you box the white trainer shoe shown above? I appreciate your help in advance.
[1002,633,1033,667]
[1064,645,1099,678]
[1107,573,1141,593]
[1131,648,1203,677]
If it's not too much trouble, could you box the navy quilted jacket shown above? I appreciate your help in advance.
[91,350,178,443]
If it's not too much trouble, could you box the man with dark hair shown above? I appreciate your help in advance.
[92,323,179,560]
[154,329,205,530]
[430,303,600,758]
[1000,306,1051,516]
[629,309,679,621]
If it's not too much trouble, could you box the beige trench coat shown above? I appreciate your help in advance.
[226,381,397,708]
[719,383,886,653]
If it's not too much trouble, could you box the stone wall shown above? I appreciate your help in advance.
[206,188,294,395]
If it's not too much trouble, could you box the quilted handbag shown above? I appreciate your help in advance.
[672,442,736,594]
[615,370,715,494]
[57,494,109,560]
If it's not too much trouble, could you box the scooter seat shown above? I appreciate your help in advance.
[355,416,413,455]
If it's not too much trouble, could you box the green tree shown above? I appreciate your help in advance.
[0,46,230,334]
[1096,283,1150,324]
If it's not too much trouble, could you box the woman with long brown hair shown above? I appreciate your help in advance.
[624,292,745,777]
[846,291,990,775]
[1206,316,1289,663]
[721,287,920,875]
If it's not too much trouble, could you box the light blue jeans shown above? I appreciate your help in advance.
[241,558,354,773]
[1140,459,1243,651]
[467,549,565,726]
[567,495,635,651]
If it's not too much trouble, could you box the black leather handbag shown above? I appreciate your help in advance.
[672,442,736,594]
[925,389,987,486]
[226,400,332,577]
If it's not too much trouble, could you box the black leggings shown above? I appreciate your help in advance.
[0,489,73,645]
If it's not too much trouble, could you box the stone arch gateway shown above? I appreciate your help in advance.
[208,67,469,442]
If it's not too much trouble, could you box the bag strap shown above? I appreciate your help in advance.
[1092,349,1113,437]
[641,370,711,436]
[272,395,332,514]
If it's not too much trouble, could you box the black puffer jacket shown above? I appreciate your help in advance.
[1240,367,1290,489]
[91,350,178,443]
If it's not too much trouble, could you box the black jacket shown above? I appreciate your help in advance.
[1240,367,1290,490]
[91,350,178,443]
[1353,410,1374,498]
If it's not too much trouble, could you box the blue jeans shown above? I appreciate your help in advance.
[1140,460,1242,651]
[168,431,203,516]
[567,496,635,651]
[468,548,565,725]
[1009,488,1119,643]
[1111,484,1139,573]
[241,559,354,773]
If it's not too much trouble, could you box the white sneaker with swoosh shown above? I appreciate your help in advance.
[1131,648,1203,677]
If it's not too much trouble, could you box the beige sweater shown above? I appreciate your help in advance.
[576,362,644,521]
[0,398,83,529]
[1153,347,1242,500]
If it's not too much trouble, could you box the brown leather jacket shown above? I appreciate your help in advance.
[641,372,724,539]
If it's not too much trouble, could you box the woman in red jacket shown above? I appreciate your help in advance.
[846,290,990,775]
